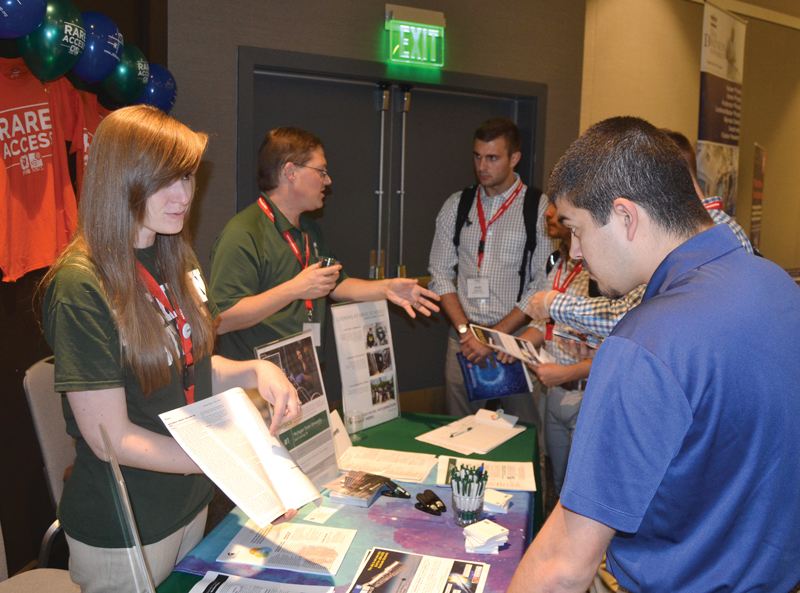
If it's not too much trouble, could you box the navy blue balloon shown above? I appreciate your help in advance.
[72,11,122,83]
[0,0,46,39]
[134,63,177,113]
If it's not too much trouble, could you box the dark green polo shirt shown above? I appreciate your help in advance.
[209,194,347,361]
[42,246,216,547]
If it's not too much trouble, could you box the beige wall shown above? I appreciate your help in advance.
[168,1,587,273]
[581,0,800,268]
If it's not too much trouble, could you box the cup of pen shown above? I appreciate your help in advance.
[451,464,487,527]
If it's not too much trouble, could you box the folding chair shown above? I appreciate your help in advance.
[22,357,76,568]
[0,517,77,591]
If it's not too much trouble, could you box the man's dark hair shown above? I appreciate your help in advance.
[474,117,521,156]
[660,128,698,182]
[257,127,323,192]
[548,116,711,237]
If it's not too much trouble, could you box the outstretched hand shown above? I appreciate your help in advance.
[386,278,441,318]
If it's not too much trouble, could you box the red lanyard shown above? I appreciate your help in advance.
[136,262,195,404]
[475,181,523,269]
[258,197,313,319]
[704,198,723,211]
[546,259,583,341]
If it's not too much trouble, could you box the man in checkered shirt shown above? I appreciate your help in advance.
[428,117,556,426]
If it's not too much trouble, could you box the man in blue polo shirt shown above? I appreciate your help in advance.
[508,116,800,593]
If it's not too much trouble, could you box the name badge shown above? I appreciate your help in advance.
[467,278,490,299]
[303,322,322,347]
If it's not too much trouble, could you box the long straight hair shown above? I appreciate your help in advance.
[42,105,215,395]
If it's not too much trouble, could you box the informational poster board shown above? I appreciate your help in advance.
[254,331,339,488]
[697,2,747,215]
[750,143,765,251]
[331,300,400,430]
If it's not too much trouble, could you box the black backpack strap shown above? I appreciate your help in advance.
[518,186,542,301]
[453,185,479,248]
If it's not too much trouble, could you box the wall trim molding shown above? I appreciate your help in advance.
[686,0,800,31]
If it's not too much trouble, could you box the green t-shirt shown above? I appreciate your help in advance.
[42,246,217,548]
[209,195,348,361]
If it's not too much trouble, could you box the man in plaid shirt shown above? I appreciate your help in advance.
[526,129,753,340]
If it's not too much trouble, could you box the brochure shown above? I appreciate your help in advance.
[254,331,340,488]
[346,547,489,593]
[436,456,537,492]
[217,519,356,576]
[457,353,534,402]
[188,571,334,593]
[415,409,526,455]
[323,471,387,507]
[469,324,556,366]
[337,445,438,483]
[159,387,322,527]
[331,301,400,431]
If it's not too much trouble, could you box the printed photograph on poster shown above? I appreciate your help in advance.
[370,376,395,405]
[253,331,339,488]
[331,301,400,431]
[697,141,739,215]
[700,3,746,84]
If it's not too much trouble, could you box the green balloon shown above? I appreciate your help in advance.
[16,0,84,81]
[101,43,149,105]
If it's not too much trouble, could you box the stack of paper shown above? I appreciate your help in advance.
[336,446,437,483]
[463,519,509,555]
[436,457,537,492]
[483,489,513,514]
[415,409,526,455]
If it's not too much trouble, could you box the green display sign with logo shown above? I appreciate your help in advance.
[387,20,444,67]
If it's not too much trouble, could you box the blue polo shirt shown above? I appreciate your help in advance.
[561,224,800,592]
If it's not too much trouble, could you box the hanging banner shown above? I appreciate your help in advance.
[697,3,747,215]
[750,143,765,251]
[331,300,400,431]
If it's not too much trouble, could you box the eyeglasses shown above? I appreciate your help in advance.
[295,164,330,180]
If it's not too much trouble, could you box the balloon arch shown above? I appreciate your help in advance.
[1,0,177,113]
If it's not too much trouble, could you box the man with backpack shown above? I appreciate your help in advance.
[428,117,556,425]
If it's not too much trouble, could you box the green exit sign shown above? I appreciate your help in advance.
[388,20,444,67]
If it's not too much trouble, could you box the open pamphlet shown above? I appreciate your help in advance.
[415,409,526,455]
[188,572,333,593]
[347,547,489,593]
[159,387,322,528]
[217,518,356,576]
[436,456,537,492]
[470,324,555,366]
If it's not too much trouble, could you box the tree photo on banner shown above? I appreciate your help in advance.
[16,0,84,81]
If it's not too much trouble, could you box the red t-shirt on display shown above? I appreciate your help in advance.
[70,90,112,198]
[0,58,80,282]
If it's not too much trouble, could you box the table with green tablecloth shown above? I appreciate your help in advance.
[157,411,541,593]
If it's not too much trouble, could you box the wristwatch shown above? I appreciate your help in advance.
[457,324,469,335]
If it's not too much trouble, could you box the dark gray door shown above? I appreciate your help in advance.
[240,49,545,399]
